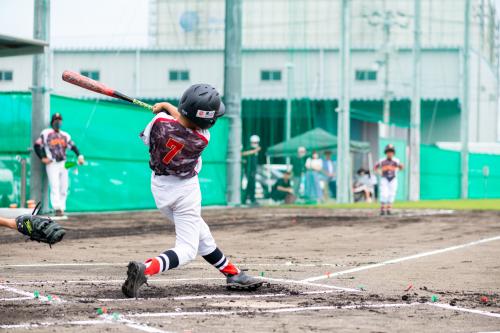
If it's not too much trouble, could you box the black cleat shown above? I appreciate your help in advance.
[226,271,263,291]
[122,261,147,298]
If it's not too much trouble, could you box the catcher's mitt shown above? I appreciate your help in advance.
[15,203,66,246]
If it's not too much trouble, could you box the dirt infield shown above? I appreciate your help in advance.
[1,207,499,332]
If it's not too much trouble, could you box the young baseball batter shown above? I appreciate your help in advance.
[374,144,403,215]
[122,84,263,298]
[33,113,85,217]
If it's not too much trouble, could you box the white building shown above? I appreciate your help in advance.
[0,0,499,143]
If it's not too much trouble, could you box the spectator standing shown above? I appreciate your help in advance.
[321,150,336,199]
[304,151,323,202]
[241,135,261,205]
[291,146,307,197]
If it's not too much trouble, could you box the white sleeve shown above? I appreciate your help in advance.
[39,129,51,145]
[140,112,173,146]
[62,131,73,148]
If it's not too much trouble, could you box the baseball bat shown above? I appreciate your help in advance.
[61,70,153,111]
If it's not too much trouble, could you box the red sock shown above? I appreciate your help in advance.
[144,258,160,276]
[220,262,240,276]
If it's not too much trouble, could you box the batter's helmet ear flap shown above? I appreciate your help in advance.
[215,102,225,118]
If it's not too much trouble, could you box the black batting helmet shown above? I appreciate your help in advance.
[384,144,395,154]
[178,84,225,129]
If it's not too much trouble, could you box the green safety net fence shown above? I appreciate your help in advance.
[468,152,500,199]
[420,144,500,199]
[0,92,228,211]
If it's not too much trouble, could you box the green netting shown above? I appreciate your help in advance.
[0,93,228,210]
[242,98,460,164]
[0,92,32,154]
[420,145,461,200]
[468,152,500,199]
[420,145,500,200]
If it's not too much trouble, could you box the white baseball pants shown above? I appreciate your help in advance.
[151,173,217,267]
[379,177,398,204]
[46,161,69,211]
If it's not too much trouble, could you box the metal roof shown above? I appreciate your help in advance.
[0,34,48,57]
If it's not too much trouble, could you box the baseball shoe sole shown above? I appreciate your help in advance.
[122,261,147,298]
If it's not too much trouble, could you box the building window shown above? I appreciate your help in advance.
[261,70,282,81]
[80,70,100,81]
[0,71,13,81]
[169,70,190,81]
[355,70,377,81]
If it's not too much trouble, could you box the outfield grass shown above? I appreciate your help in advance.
[285,199,500,211]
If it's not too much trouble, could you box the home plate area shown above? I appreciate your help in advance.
[0,208,499,332]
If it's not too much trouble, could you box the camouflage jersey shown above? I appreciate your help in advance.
[374,158,401,181]
[35,129,75,162]
[140,112,210,179]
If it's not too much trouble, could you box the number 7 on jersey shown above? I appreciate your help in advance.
[162,138,184,164]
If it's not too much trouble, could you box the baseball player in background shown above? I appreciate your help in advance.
[241,135,261,206]
[122,84,263,298]
[374,144,403,215]
[33,113,84,217]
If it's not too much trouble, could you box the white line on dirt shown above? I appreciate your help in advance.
[101,314,173,333]
[1,276,356,294]
[0,296,32,301]
[301,235,500,282]
[259,276,360,292]
[397,210,454,217]
[427,303,500,318]
[0,261,345,268]
[96,289,339,302]
[127,302,500,320]
[0,317,171,333]
[0,320,106,329]
[2,277,224,285]
[127,302,421,318]
[0,284,62,303]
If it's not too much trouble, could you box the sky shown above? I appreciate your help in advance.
[2,0,500,48]
[0,0,149,47]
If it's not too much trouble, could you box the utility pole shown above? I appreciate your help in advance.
[475,0,484,141]
[337,0,351,203]
[461,0,471,199]
[285,62,294,165]
[382,8,391,138]
[409,0,421,201]
[285,63,294,142]
[365,4,408,138]
[224,0,243,205]
[31,0,51,210]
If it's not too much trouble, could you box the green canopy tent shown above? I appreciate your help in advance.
[264,128,372,197]
[266,128,371,157]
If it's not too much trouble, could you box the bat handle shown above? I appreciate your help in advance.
[132,99,154,111]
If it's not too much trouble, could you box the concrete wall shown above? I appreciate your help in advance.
[0,47,496,143]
